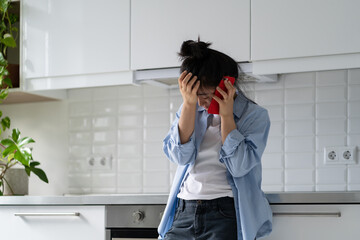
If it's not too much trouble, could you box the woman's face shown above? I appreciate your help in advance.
[197,86,216,110]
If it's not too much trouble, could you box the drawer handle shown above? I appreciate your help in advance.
[14,213,81,217]
[273,212,341,217]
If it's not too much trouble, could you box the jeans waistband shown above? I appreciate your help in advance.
[178,197,234,209]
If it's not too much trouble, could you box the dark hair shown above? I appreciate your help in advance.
[178,38,240,90]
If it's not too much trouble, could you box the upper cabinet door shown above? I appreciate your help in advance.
[131,0,250,70]
[23,0,130,79]
[251,0,360,61]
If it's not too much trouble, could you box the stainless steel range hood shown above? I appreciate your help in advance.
[134,63,278,88]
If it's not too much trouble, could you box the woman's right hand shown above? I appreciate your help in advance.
[178,70,200,106]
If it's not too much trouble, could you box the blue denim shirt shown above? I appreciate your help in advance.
[158,93,273,240]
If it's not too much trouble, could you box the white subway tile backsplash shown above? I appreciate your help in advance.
[118,85,143,99]
[93,101,117,115]
[69,117,91,131]
[285,104,314,120]
[316,86,346,102]
[265,137,284,153]
[118,128,143,143]
[144,127,169,142]
[285,120,314,136]
[264,105,284,121]
[283,72,315,88]
[316,102,347,119]
[285,169,314,185]
[316,167,347,184]
[69,145,92,159]
[286,136,315,153]
[316,70,347,86]
[118,143,143,158]
[118,99,143,113]
[262,169,284,185]
[92,173,116,188]
[349,101,360,117]
[118,114,143,128]
[285,88,315,104]
[285,185,315,192]
[93,131,117,144]
[316,119,347,135]
[285,153,315,169]
[93,116,117,130]
[268,121,284,137]
[144,157,169,171]
[262,153,284,169]
[144,142,165,157]
[118,158,142,172]
[348,168,360,184]
[144,97,170,112]
[348,69,360,85]
[69,102,92,117]
[118,172,142,189]
[316,185,347,191]
[144,112,170,127]
[255,89,284,106]
[262,185,284,192]
[66,69,360,194]
[69,132,92,145]
[316,135,347,152]
[348,85,360,101]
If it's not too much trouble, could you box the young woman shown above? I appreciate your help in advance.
[158,39,273,240]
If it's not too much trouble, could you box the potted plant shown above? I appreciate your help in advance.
[0,0,48,196]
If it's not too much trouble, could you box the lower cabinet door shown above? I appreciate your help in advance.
[263,204,360,240]
[0,205,105,240]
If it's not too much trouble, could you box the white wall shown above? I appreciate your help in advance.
[1,100,68,195]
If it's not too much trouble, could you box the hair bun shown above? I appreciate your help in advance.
[179,39,211,59]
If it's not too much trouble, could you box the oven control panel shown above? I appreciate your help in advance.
[106,205,165,228]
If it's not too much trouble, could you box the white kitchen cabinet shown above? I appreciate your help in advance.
[251,0,360,61]
[22,0,132,90]
[262,204,360,240]
[131,0,250,70]
[0,205,105,240]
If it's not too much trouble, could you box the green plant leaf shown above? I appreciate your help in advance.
[0,89,9,100]
[2,144,16,158]
[0,110,2,118]
[3,77,12,88]
[18,137,35,147]
[0,0,10,13]
[24,166,31,176]
[14,150,30,166]
[0,52,7,66]
[1,138,13,147]
[12,128,20,142]
[30,161,40,167]
[30,167,49,183]
[1,116,10,130]
[1,33,16,48]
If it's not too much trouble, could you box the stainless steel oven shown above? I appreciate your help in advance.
[105,205,165,240]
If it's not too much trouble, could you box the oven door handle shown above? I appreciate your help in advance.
[14,212,81,217]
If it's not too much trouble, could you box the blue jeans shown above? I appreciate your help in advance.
[164,197,238,240]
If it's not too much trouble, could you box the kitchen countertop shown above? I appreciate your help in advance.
[1,192,360,206]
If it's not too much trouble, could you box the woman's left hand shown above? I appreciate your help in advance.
[212,79,236,118]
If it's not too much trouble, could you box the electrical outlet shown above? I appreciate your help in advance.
[87,155,113,170]
[324,147,339,164]
[339,146,357,164]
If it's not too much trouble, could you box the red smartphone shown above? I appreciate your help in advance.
[207,76,235,114]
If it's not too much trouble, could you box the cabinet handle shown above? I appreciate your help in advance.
[273,212,341,217]
[14,212,80,217]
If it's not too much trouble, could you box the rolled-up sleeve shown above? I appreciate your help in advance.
[220,109,270,177]
[163,106,197,166]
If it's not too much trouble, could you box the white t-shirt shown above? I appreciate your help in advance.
[177,114,233,200]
